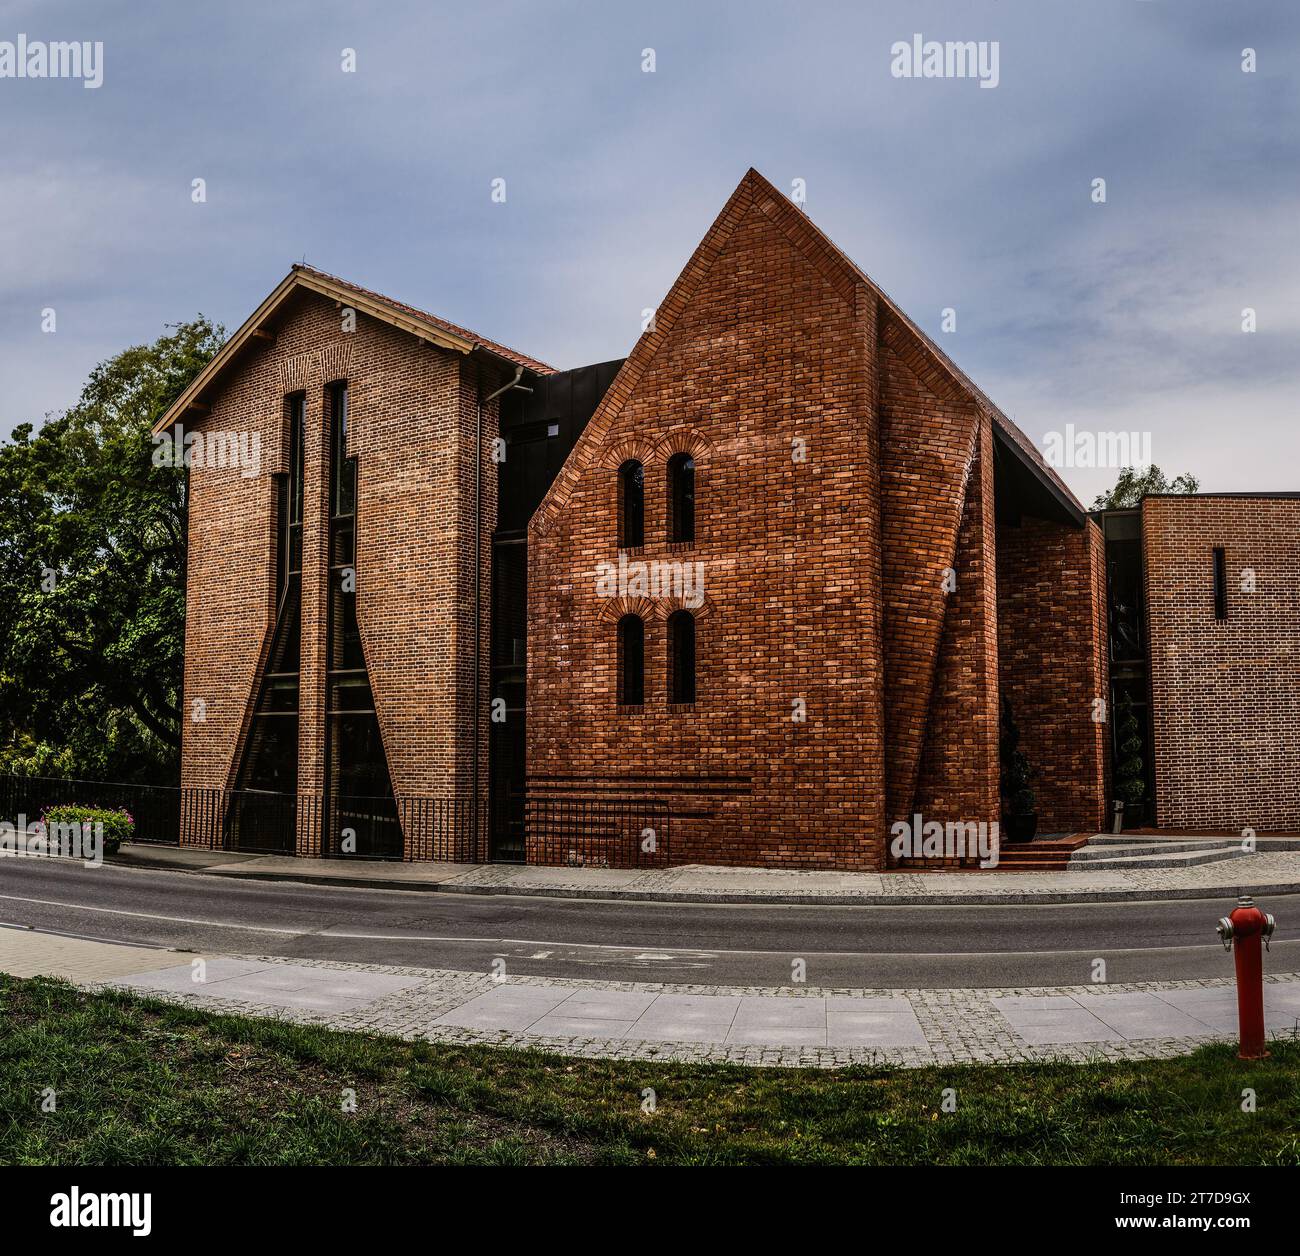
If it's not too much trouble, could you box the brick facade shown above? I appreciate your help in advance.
[1143,495,1300,832]
[527,169,1107,868]
[996,516,1110,834]
[165,168,1290,870]
[177,285,512,853]
[528,173,888,868]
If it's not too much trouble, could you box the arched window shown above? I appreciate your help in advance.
[668,453,695,544]
[667,610,696,705]
[619,460,644,548]
[618,614,645,706]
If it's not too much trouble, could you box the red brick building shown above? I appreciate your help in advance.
[1101,494,1300,836]
[155,168,1294,868]
[527,169,1107,869]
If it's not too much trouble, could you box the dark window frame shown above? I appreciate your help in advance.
[618,614,645,707]
[619,459,644,549]
[667,452,695,545]
[667,609,696,706]
[1212,546,1228,620]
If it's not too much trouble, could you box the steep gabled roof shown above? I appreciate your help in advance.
[533,167,1085,534]
[795,182,1086,525]
[153,264,552,435]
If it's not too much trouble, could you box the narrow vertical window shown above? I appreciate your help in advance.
[619,459,644,548]
[668,453,695,544]
[1212,546,1227,620]
[668,609,696,705]
[229,393,305,853]
[324,380,399,859]
[618,614,644,706]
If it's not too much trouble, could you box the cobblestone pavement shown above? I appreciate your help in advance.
[110,843,1300,906]
[5,925,1298,1069]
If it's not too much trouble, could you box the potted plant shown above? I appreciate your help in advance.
[999,695,1037,842]
[1113,693,1147,829]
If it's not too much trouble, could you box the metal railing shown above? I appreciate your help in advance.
[0,774,186,846]
[0,774,670,867]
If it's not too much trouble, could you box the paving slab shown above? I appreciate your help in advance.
[108,957,271,995]
[1077,991,1221,1038]
[433,986,570,1032]
[556,989,658,1020]
[12,924,1300,1069]
[726,1024,826,1047]
[827,1010,929,1048]
[0,926,188,982]
[1003,1009,1126,1046]
[823,994,913,1013]
[109,958,424,1013]
[528,1014,638,1038]
[732,996,826,1028]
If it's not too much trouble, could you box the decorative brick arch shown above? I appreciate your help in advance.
[649,428,716,466]
[599,438,656,471]
[594,594,659,625]
[593,589,715,624]
[653,590,715,621]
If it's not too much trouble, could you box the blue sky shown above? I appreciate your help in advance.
[3,0,1297,503]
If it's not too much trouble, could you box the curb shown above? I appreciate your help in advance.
[105,851,1300,907]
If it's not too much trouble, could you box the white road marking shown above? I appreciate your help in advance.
[0,893,306,935]
[0,890,1264,960]
[2,884,1289,962]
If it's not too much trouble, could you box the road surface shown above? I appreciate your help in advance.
[0,857,1293,988]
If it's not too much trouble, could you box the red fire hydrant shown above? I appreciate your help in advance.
[1216,895,1277,1060]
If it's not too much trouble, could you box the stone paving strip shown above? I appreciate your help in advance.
[109,843,1300,906]
[4,925,1299,1069]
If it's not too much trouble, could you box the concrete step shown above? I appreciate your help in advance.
[1067,845,1253,870]
[1090,832,1300,851]
[1069,839,1241,862]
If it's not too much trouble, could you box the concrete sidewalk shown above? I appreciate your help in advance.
[107,840,1300,906]
[4,924,1298,1068]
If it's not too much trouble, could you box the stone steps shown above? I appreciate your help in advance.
[1066,842,1251,870]
[1069,839,1243,862]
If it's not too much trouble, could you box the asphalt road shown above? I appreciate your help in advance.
[0,857,1295,988]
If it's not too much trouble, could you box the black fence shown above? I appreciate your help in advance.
[0,774,670,867]
[226,790,320,856]
[0,774,186,846]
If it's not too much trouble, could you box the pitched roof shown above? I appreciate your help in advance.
[533,167,1085,535]
[291,265,554,375]
[773,175,1085,521]
[153,264,552,435]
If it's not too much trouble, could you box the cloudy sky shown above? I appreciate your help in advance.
[3,0,1297,503]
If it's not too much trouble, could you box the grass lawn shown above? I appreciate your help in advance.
[2,975,1298,1166]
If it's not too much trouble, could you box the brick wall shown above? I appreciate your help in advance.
[527,171,888,869]
[1143,495,1300,831]
[911,413,1001,839]
[996,516,1109,834]
[877,319,997,839]
[176,172,1118,870]
[178,288,502,852]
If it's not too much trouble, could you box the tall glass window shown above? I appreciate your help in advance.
[619,459,644,548]
[323,381,400,858]
[229,394,305,853]
[618,614,645,706]
[668,609,696,705]
[668,453,695,544]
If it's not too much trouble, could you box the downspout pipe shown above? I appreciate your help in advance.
[474,362,527,859]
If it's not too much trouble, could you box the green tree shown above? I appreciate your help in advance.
[0,317,224,781]
[1091,465,1200,511]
